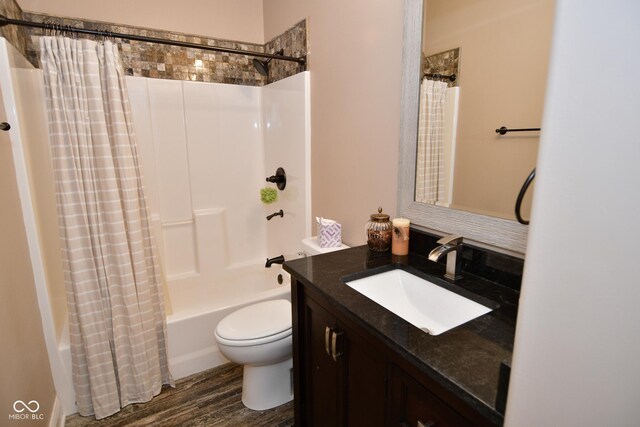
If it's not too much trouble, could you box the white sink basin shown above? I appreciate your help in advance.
[344,269,493,335]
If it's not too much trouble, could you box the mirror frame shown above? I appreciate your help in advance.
[398,0,528,255]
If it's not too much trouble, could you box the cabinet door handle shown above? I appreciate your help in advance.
[331,330,343,362]
[325,326,332,357]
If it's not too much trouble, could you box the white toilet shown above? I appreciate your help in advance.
[215,299,293,410]
[214,237,349,410]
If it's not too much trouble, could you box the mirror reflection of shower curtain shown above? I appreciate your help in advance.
[415,78,448,205]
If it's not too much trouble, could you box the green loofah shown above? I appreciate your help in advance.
[260,187,278,204]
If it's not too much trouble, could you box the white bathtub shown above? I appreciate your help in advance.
[165,263,291,380]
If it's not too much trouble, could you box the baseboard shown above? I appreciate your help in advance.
[48,396,65,427]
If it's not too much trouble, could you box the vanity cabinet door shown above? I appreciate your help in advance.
[298,292,386,427]
[342,315,386,427]
[388,364,472,427]
[303,296,342,426]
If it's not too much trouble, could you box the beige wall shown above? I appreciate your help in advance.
[424,0,554,220]
[263,1,307,41]
[16,0,265,44]
[265,0,404,245]
[0,104,56,425]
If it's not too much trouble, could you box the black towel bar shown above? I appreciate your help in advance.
[496,126,541,135]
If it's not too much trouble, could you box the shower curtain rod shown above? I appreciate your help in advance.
[0,15,307,66]
[423,72,456,82]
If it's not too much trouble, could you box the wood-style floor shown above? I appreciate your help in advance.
[65,363,294,427]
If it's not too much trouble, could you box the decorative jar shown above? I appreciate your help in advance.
[365,207,392,252]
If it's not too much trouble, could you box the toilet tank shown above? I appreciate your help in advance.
[302,237,350,256]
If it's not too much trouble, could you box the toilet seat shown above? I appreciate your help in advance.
[215,299,292,347]
[215,328,291,347]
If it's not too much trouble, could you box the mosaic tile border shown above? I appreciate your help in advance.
[18,11,306,87]
[0,0,30,59]
[265,19,307,84]
[422,47,460,88]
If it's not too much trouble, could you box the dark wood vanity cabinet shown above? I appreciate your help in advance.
[292,279,491,427]
[300,294,387,426]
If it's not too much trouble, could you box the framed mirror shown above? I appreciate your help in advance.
[398,0,553,255]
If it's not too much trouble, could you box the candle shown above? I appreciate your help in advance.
[391,218,410,256]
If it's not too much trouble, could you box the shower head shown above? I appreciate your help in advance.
[252,58,270,76]
[253,49,284,77]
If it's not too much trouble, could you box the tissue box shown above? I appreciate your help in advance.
[317,217,342,248]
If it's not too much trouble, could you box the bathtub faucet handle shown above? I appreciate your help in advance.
[265,255,285,268]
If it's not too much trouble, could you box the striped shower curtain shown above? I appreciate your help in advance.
[415,78,448,204]
[40,37,173,419]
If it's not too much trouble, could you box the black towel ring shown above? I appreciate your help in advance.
[515,168,536,225]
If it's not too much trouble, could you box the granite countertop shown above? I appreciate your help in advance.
[283,245,520,426]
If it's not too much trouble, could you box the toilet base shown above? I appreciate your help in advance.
[241,357,293,410]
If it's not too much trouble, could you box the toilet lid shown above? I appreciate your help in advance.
[216,299,291,341]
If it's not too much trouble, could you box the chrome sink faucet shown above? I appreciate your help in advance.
[428,235,463,281]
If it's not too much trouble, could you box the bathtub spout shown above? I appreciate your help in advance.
[266,209,284,221]
[265,255,285,268]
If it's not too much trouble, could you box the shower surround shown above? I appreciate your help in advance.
[0,32,310,415]
[127,72,311,289]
